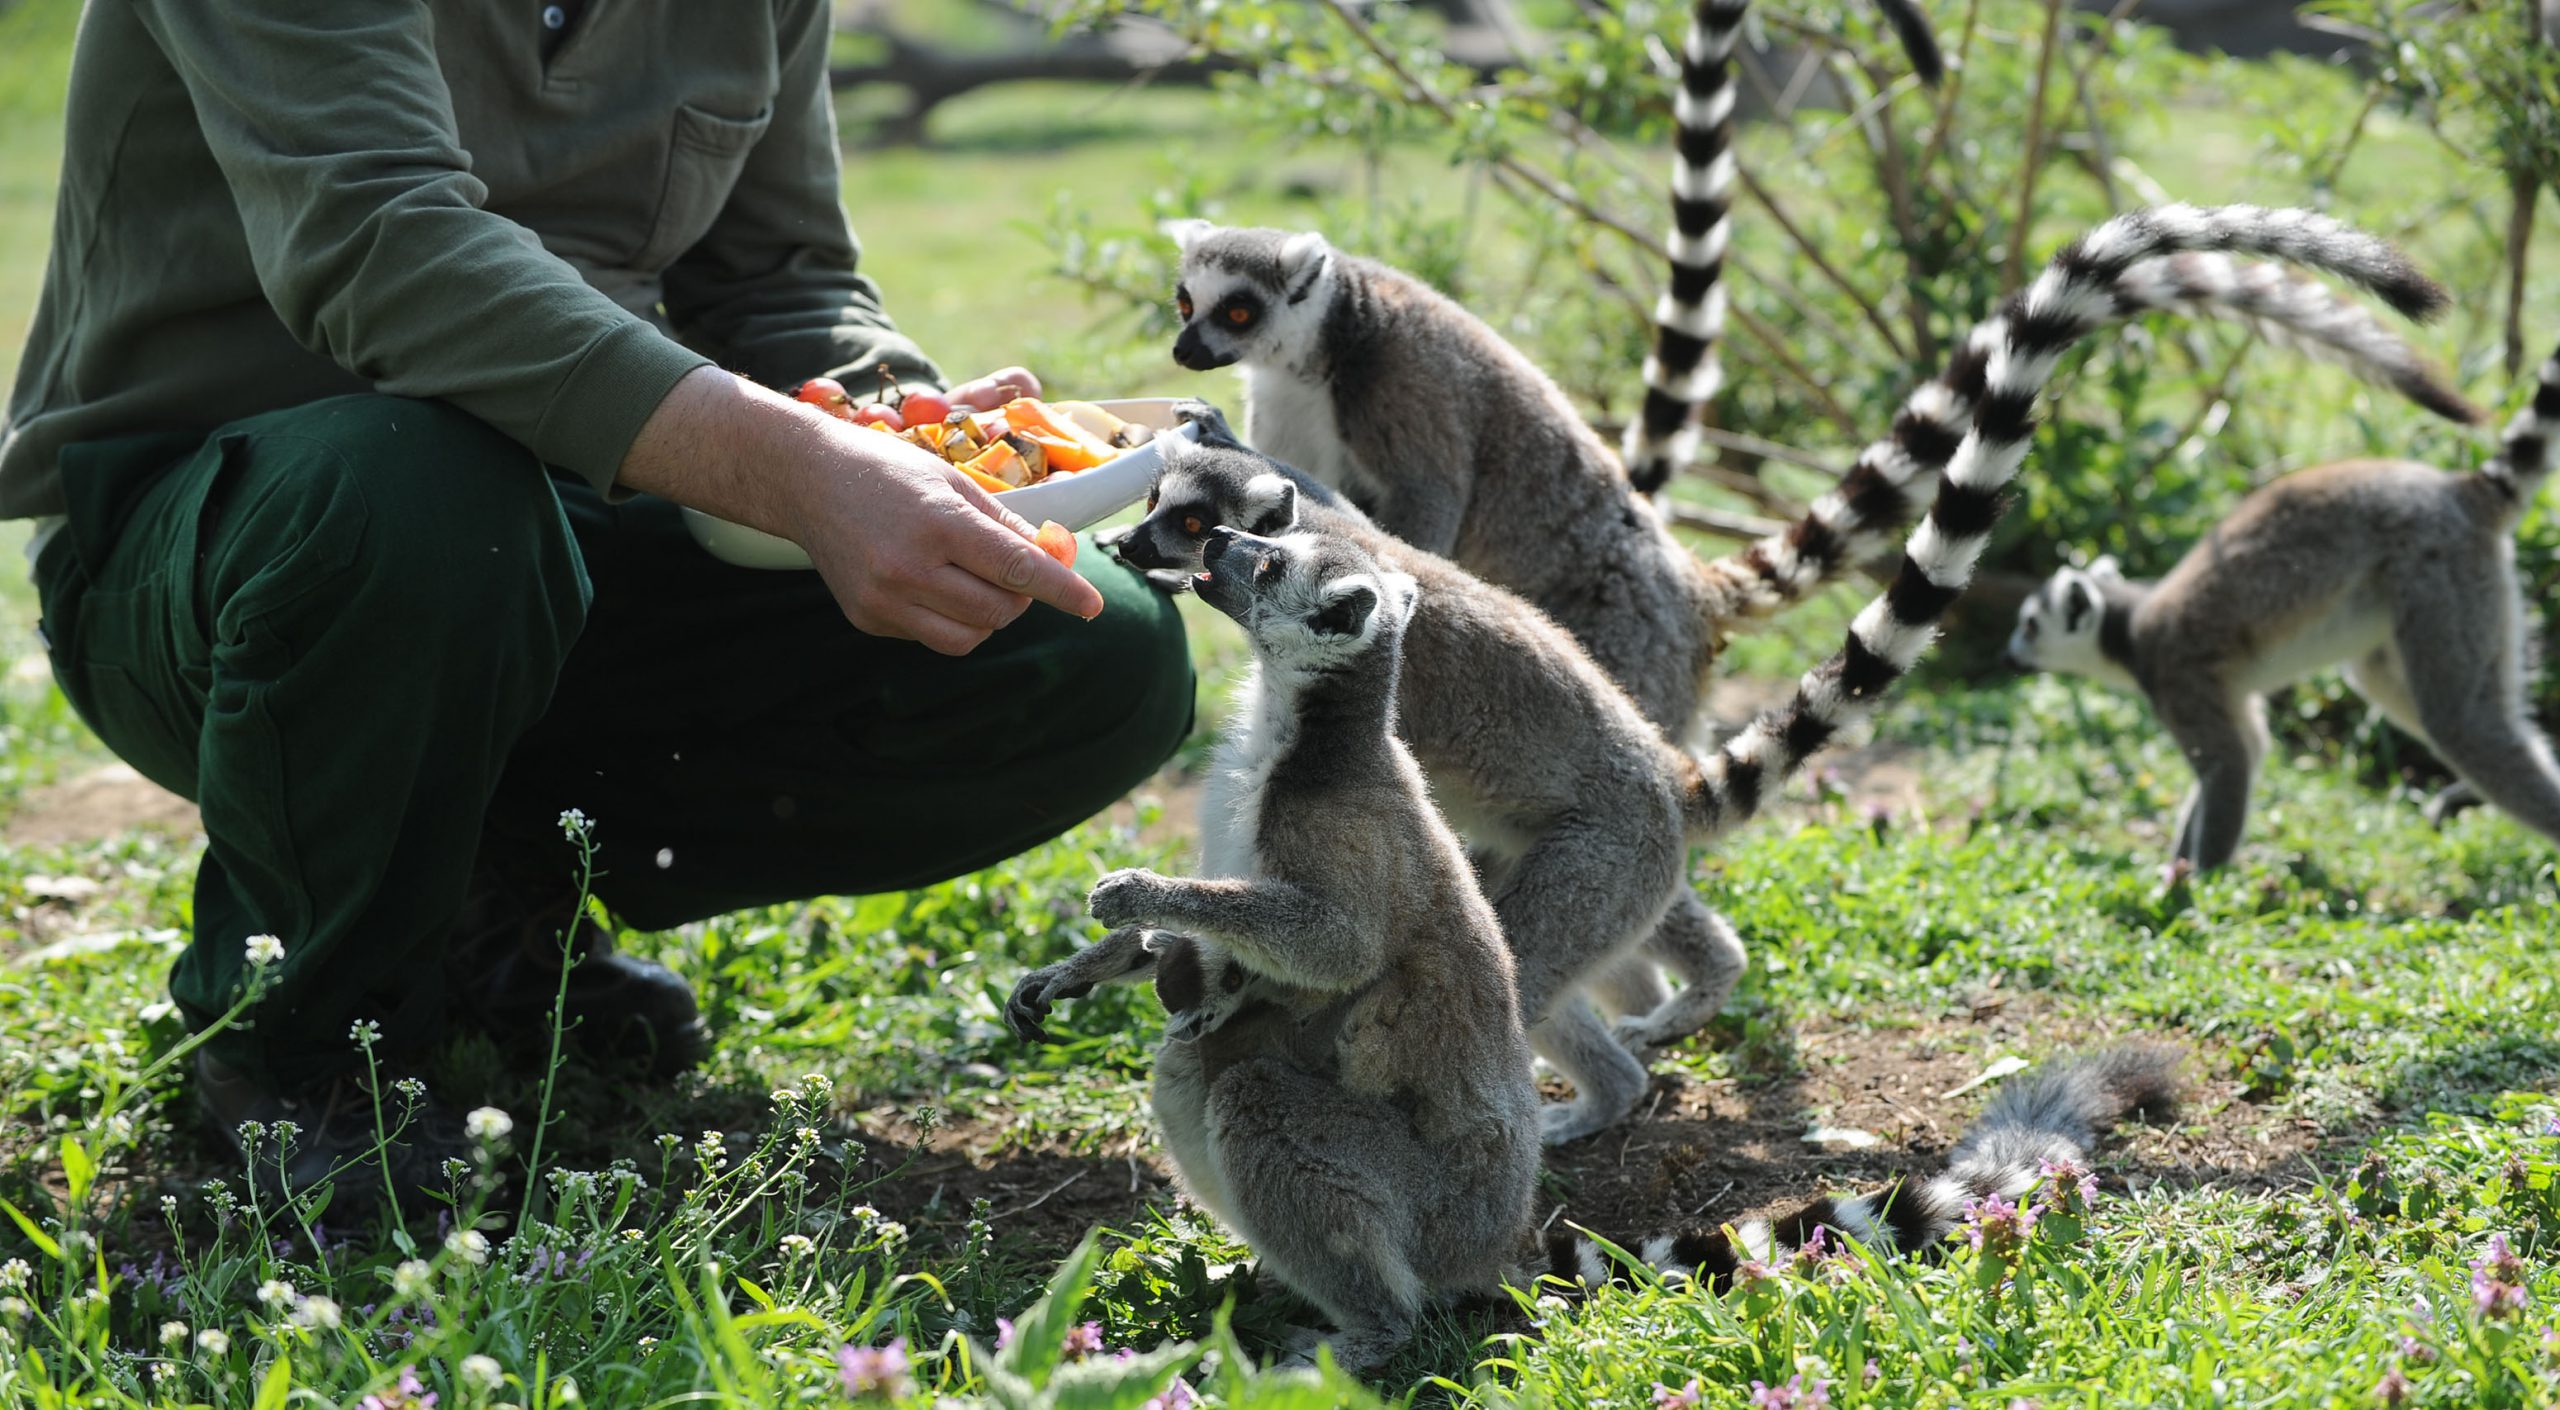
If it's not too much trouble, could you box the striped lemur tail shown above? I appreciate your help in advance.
[1687,249,2485,637]
[2484,336,2560,512]
[1620,0,1943,495]
[1543,1044,2181,1288]
[1676,204,2454,840]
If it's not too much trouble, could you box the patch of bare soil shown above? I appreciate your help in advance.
[829,996,2333,1267]
[3,763,200,848]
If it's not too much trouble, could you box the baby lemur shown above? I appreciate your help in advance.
[2006,339,2556,870]
[1068,526,1538,1372]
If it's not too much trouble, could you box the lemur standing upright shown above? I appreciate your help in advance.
[2005,342,2557,870]
[1068,526,1539,1373]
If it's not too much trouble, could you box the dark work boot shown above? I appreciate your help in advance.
[196,1052,466,1220]
[446,864,713,1082]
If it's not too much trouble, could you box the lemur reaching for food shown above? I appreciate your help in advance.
[1064,246,2474,1141]
[2005,341,2560,870]
[1071,526,1539,1372]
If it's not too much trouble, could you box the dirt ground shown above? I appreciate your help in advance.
[3,762,200,848]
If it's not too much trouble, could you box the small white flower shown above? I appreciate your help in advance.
[58,1229,93,1259]
[159,1320,189,1347]
[557,807,590,838]
[348,1019,382,1046]
[290,1295,341,1330]
[462,1354,505,1391]
[465,1107,514,1143]
[778,1234,815,1259]
[393,1259,433,1297]
[0,1297,28,1320]
[196,1328,231,1355]
[256,1279,295,1310]
[0,1259,27,1288]
[555,1376,581,1403]
[244,934,286,967]
[447,1230,491,1266]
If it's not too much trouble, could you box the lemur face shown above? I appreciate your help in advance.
[2004,566,2109,676]
[1163,221,1336,373]
[1117,442,1302,581]
[1192,527,1418,672]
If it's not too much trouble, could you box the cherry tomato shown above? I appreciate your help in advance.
[853,403,904,431]
[899,390,952,425]
[795,377,853,419]
[1034,520,1078,568]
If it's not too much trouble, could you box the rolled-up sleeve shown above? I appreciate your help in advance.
[658,0,944,396]
[131,0,712,494]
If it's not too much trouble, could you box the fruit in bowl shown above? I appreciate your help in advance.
[680,394,1203,570]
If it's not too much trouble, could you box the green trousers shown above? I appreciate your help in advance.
[32,395,1192,1087]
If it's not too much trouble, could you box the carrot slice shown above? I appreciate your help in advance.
[1015,430,1108,473]
[1004,399,1119,462]
[959,464,1013,495]
[1034,520,1077,567]
[960,440,1029,488]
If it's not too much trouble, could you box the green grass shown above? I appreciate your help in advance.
[2,5,2560,1408]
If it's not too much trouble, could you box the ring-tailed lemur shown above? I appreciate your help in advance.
[1624,0,1944,492]
[1545,1045,2180,1287]
[1058,249,2470,1139]
[2003,340,2560,870]
[1659,206,2451,852]
[1161,222,2475,746]
[1072,526,1540,1372]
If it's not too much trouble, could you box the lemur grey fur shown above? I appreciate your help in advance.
[1075,419,1722,1145]
[1545,1046,2180,1287]
[1162,226,2478,748]
[2005,340,2557,871]
[1094,250,2468,1142]
[1623,0,1943,493]
[1064,527,1539,1372]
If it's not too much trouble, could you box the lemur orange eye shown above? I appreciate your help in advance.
[1177,296,1194,320]
[1183,515,1204,536]
[1146,489,1159,511]
[1226,306,1253,327]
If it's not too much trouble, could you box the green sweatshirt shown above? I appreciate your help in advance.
[0,0,943,521]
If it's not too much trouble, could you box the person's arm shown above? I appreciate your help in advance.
[618,368,1101,656]
[657,0,941,396]
[129,0,708,497]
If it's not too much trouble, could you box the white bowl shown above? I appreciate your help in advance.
[681,397,1201,570]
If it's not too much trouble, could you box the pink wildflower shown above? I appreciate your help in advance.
[2374,1366,2409,1407]
[2037,1157,2096,1213]
[359,1366,438,1410]
[1142,1378,1200,1410]
[1652,1379,1703,1410]
[836,1339,910,1398]
[1061,1322,1106,1360]
[1749,1375,1830,1409]
[2472,1233,2531,1321]
[1960,1192,2040,1257]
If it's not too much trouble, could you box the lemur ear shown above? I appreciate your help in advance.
[1160,218,1215,253]
[1279,231,1333,305]
[2088,554,2123,582]
[1311,575,1380,638]
[1243,473,1298,534]
[1380,569,1421,630]
[2061,576,2094,631]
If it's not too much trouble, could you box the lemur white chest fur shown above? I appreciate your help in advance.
[1196,662,1293,882]
[1241,365,1357,493]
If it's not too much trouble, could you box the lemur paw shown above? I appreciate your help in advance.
[1003,962,1087,1045]
[1088,868,1172,929]
[1171,398,1240,445]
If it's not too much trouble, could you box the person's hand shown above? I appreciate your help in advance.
[783,426,1102,654]
[944,366,1041,411]
[616,368,1102,656]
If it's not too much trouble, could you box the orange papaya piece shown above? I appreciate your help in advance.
[1015,430,1107,473]
[1004,398,1119,462]
[960,439,1030,488]
[959,463,1013,495]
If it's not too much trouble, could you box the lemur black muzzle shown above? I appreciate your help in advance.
[1172,326,1239,372]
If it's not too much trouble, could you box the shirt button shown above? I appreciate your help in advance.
[541,4,566,28]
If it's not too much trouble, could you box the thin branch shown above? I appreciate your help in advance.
[2001,0,2073,291]
[1665,504,1797,542]
[1729,246,1868,361]
[1735,165,1911,360]
[1912,0,1986,183]
[1730,304,1863,438]
[2508,168,2539,379]
[1691,425,1849,479]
